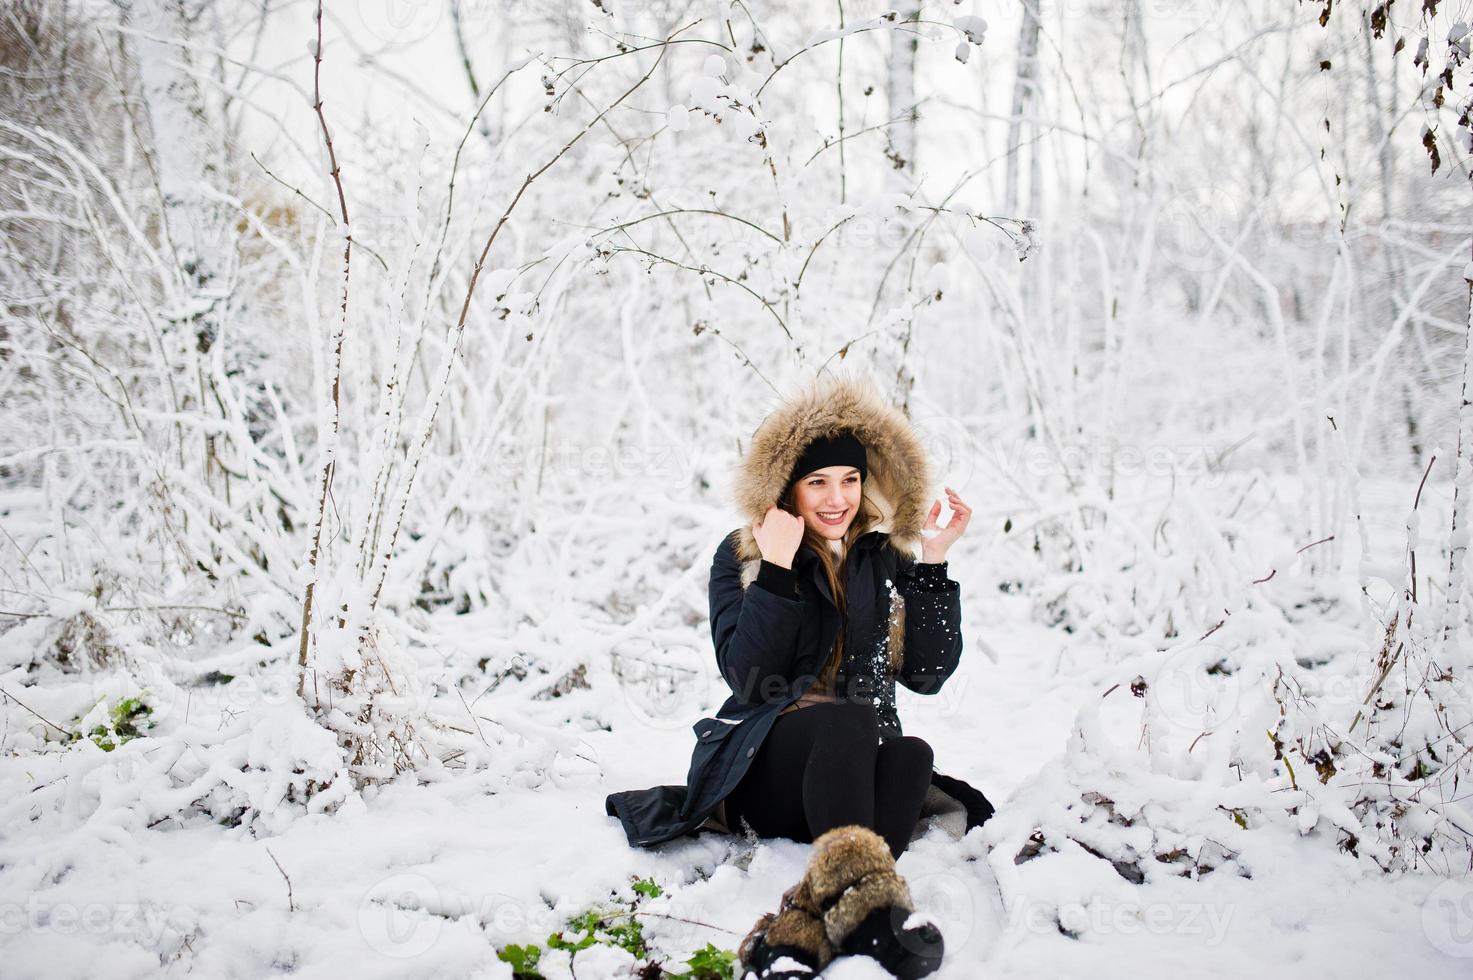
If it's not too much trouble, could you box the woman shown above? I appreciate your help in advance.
[604,371,995,856]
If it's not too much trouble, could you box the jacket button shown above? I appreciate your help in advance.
[746,747,755,758]
[703,730,712,737]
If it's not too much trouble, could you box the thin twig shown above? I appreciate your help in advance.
[605,244,792,339]
[0,686,73,737]
[367,25,694,613]
[297,0,354,699]
[264,846,296,913]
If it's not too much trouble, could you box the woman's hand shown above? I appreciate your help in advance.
[753,504,805,569]
[921,486,971,564]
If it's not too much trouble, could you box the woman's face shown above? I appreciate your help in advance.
[792,465,863,540]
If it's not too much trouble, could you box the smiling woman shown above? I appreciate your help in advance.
[603,371,996,980]
[604,371,996,860]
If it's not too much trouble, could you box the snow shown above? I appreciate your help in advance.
[955,15,988,45]
[3,474,1469,977]
[767,954,813,972]
[4,1,1472,977]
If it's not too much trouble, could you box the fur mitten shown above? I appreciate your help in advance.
[738,825,945,979]
[808,825,946,979]
[737,878,834,978]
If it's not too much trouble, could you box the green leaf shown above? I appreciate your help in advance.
[603,917,647,958]
[546,929,597,953]
[667,942,738,980]
[496,943,544,978]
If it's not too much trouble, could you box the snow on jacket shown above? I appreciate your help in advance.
[604,371,996,848]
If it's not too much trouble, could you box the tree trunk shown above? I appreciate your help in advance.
[886,2,920,186]
[1444,248,1473,649]
[1005,0,1042,214]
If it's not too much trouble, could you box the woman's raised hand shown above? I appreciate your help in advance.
[921,486,971,563]
[753,505,805,569]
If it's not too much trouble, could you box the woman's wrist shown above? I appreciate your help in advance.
[755,558,798,596]
[907,557,951,592]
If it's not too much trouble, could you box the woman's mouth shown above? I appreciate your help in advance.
[816,508,848,526]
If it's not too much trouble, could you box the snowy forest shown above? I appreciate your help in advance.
[2,0,1473,977]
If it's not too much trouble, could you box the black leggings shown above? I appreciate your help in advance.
[722,700,935,859]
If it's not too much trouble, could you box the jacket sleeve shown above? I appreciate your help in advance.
[894,558,962,695]
[709,530,807,706]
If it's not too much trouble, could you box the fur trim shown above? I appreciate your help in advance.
[729,371,933,567]
[805,826,908,905]
[803,826,915,948]
[766,881,836,963]
[822,872,914,950]
[739,881,838,972]
[884,580,906,674]
[737,911,777,966]
[740,825,927,974]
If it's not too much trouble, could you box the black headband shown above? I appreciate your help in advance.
[784,431,868,495]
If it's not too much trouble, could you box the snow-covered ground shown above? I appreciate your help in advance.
[3,473,1470,979]
[4,2,1471,977]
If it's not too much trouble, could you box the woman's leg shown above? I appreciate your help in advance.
[799,701,880,838]
[872,735,934,859]
[724,704,934,857]
[724,701,879,844]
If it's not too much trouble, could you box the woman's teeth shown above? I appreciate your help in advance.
[817,509,847,524]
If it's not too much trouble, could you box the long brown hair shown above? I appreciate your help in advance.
[776,479,886,689]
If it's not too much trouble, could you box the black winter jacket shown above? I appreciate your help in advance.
[604,527,993,848]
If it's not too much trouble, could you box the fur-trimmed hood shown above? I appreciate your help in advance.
[729,371,933,566]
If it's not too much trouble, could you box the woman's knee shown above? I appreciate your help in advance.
[878,734,934,772]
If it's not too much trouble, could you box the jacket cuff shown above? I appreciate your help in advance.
[754,559,798,597]
[908,560,953,593]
